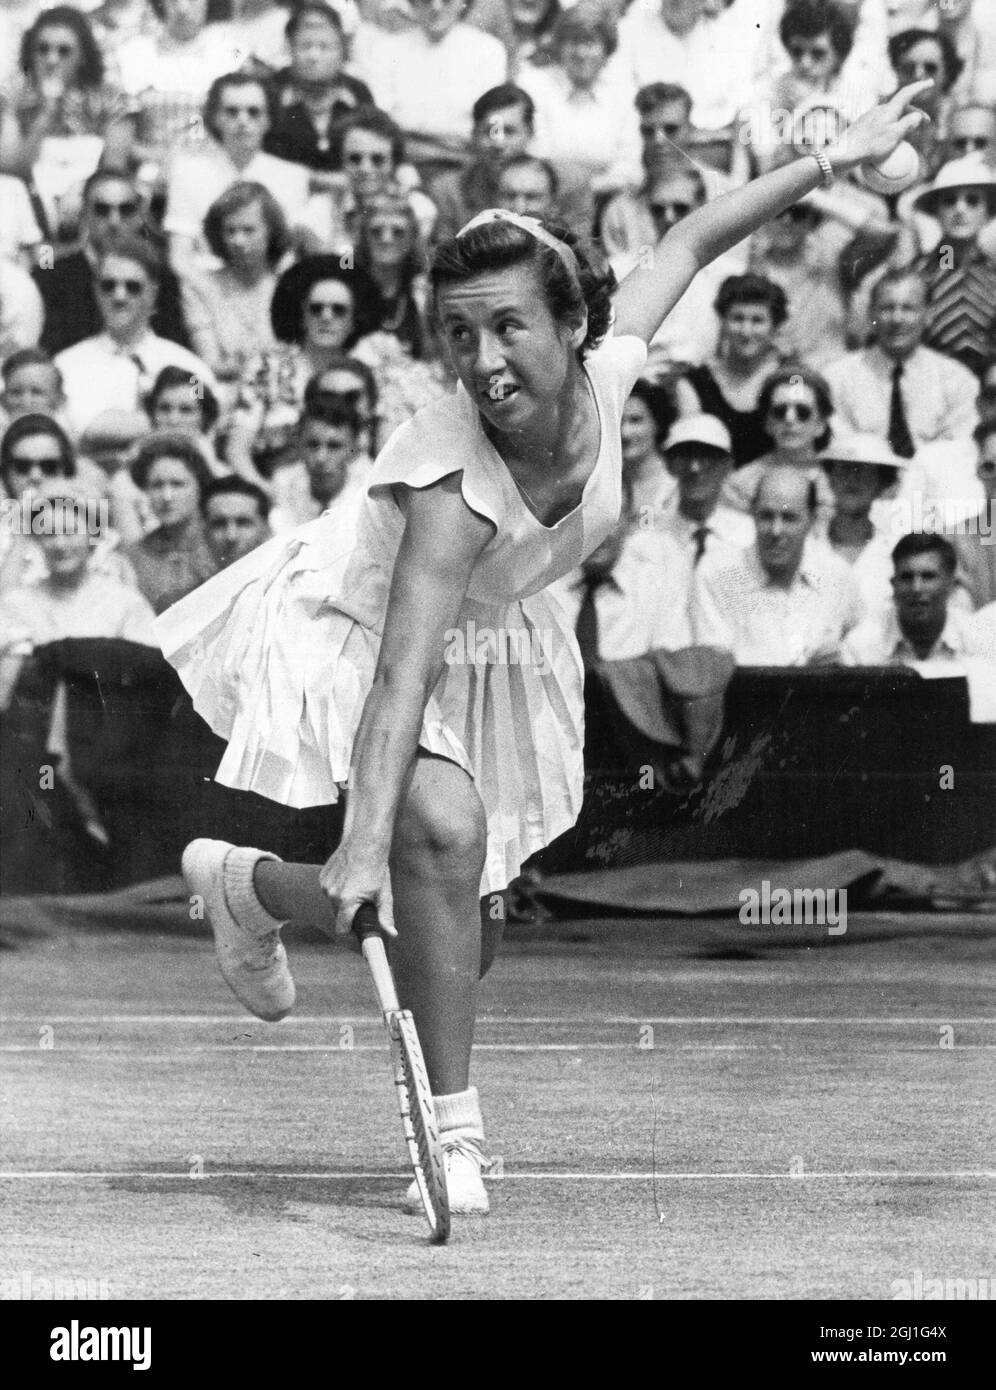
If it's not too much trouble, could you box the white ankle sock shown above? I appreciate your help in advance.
[434,1086,484,1140]
[223,847,286,936]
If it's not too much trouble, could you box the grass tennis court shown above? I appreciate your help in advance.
[2,915,994,1300]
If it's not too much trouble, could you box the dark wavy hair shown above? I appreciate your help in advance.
[203,71,274,144]
[888,27,963,93]
[21,6,105,89]
[130,430,216,495]
[286,1,345,41]
[891,530,957,576]
[145,365,220,434]
[269,256,381,345]
[1,413,75,490]
[429,218,615,358]
[203,181,289,268]
[758,364,834,452]
[328,107,405,171]
[715,273,789,329]
[779,0,855,64]
[627,378,677,448]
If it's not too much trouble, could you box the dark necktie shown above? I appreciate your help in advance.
[575,572,609,671]
[692,524,710,564]
[888,360,916,459]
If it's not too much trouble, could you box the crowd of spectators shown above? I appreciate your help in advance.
[2,0,996,878]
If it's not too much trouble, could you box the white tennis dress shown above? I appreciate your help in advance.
[156,332,648,895]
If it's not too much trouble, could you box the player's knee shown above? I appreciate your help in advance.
[393,788,486,874]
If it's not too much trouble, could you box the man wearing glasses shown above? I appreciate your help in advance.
[53,235,215,441]
[34,168,189,356]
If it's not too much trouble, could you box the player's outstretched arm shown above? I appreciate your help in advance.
[611,81,933,346]
[318,473,495,936]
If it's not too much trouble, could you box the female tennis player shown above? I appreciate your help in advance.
[159,84,930,1216]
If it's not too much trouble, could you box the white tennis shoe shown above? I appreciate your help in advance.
[405,1132,491,1216]
[181,838,295,1023]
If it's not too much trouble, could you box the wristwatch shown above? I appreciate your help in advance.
[811,149,835,189]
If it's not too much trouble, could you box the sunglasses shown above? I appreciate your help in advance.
[770,401,815,422]
[650,201,693,219]
[9,455,63,475]
[307,299,351,318]
[951,136,991,153]
[898,60,941,78]
[37,41,75,57]
[98,277,146,296]
[368,222,409,240]
[92,199,139,218]
[939,190,986,208]
[640,121,684,141]
[345,151,389,168]
[788,42,832,63]
[221,105,266,119]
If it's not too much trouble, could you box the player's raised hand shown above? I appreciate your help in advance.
[827,81,933,172]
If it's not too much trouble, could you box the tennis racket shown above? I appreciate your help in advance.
[353,903,451,1244]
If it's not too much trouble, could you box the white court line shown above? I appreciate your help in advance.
[0,1170,994,1182]
[6,1043,996,1054]
[3,1016,995,1026]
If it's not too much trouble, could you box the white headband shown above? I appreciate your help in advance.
[456,208,580,281]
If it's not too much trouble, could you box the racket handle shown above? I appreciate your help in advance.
[353,903,401,1015]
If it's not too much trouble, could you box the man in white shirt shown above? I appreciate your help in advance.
[616,0,754,132]
[638,414,754,648]
[841,532,980,665]
[825,269,980,455]
[351,0,507,167]
[165,73,312,272]
[54,236,217,441]
[692,466,861,664]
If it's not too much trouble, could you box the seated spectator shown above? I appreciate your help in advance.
[117,0,240,177]
[517,3,636,228]
[616,0,753,134]
[684,275,787,468]
[466,0,562,77]
[164,71,312,274]
[180,181,288,384]
[621,378,678,521]
[825,269,980,457]
[426,84,535,244]
[231,254,380,473]
[323,107,438,251]
[1,349,65,425]
[350,0,507,172]
[910,156,996,378]
[948,419,996,611]
[201,474,272,569]
[263,3,373,170]
[0,6,134,241]
[0,477,157,654]
[354,188,429,358]
[747,0,875,174]
[35,167,190,356]
[820,433,909,620]
[638,413,754,649]
[610,163,748,369]
[305,351,381,453]
[0,258,44,358]
[599,81,734,263]
[692,465,861,665]
[495,152,559,220]
[54,236,217,442]
[126,430,217,612]
[145,364,223,475]
[887,26,964,179]
[0,172,43,266]
[841,532,979,664]
[0,412,133,592]
[944,102,996,164]
[723,365,836,520]
[269,395,371,533]
[747,198,852,369]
